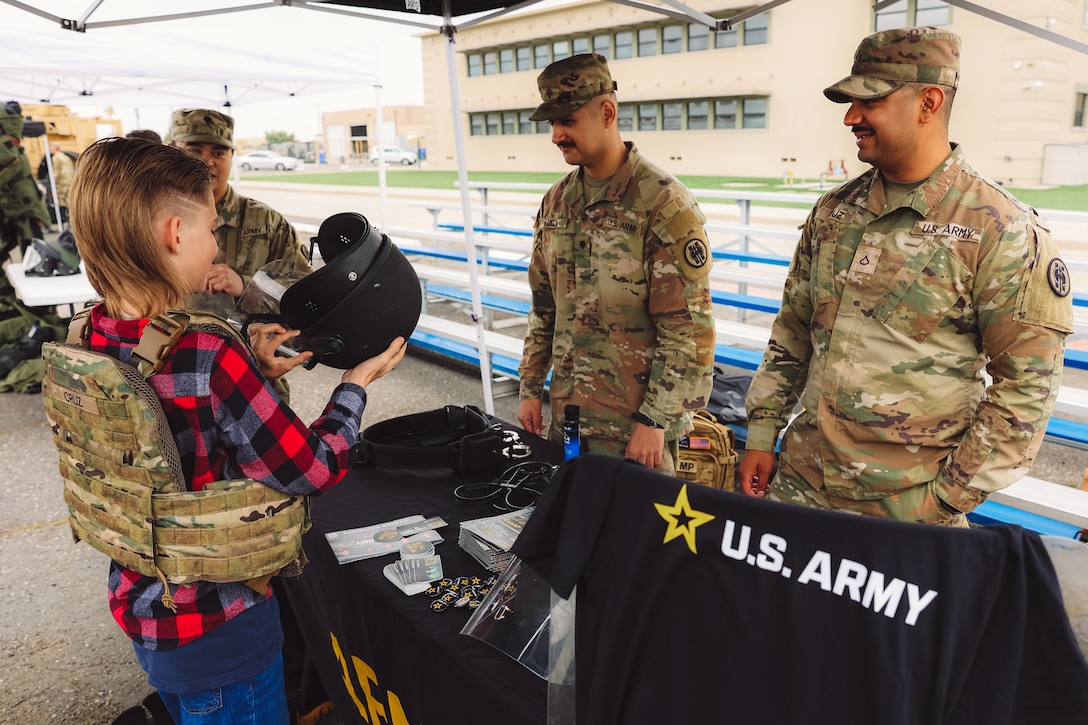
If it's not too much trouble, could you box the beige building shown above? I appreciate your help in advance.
[321,106,426,164]
[417,0,1088,186]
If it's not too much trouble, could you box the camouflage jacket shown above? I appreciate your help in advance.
[519,143,716,441]
[0,110,49,235]
[51,151,74,207]
[745,145,1073,513]
[215,185,310,290]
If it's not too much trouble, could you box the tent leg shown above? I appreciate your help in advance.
[443,10,495,415]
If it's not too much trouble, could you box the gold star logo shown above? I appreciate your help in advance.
[654,484,715,555]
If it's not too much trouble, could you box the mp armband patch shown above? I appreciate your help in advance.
[1047,258,1070,297]
[1019,251,1074,334]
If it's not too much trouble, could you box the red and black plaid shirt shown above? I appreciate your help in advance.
[88,306,366,650]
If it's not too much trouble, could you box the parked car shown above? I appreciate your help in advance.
[369,147,417,165]
[235,150,298,171]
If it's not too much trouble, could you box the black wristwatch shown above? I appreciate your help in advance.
[631,411,665,429]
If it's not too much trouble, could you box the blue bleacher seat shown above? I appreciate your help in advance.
[437,223,534,238]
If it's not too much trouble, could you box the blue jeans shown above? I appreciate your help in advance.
[158,653,289,725]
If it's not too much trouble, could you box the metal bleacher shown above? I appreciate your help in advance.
[391,188,1088,540]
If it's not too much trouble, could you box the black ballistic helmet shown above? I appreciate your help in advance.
[278,212,421,369]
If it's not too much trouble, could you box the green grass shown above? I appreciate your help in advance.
[251,170,565,190]
[249,169,1088,211]
[1004,185,1088,212]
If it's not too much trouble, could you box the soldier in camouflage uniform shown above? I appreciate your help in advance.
[517,54,716,475]
[49,143,74,226]
[738,28,1074,526]
[0,100,48,256]
[0,101,65,373]
[168,109,311,306]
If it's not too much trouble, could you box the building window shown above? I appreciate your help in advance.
[467,53,482,77]
[516,46,531,71]
[638,27,658,56]
[688,23,709,51]
[663,102,682,130]
[534,44,550,68]
[615,30,634,59]
[714,99,737,128]
[573,36,591,55]
[1075,91,1088,128]
[483,51,498,75]
[617,104,634,133]
[876,0,948,30]
[662,24,683,54]
[875,0,908,30]
[715,24,737,49]
[499,48,514,73]
[744,14,769,45]
[743,98,767,128]
[553,39,571,62]
[638,103,658,130]
[478,95,768,138]
[688,100,709,129]
[915,0,950,27]
[593,33,611,57]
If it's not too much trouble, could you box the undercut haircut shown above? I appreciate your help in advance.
[70,137,212,319]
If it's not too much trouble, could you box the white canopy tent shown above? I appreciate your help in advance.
[0,26,380,108]
[0,20,383,224]
[4,0,1087,414]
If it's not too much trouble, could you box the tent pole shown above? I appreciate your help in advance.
[443,4,495,415]
[42,134,61,233]
[375,84,388,227]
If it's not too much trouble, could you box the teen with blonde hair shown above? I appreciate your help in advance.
[67,136,406,724]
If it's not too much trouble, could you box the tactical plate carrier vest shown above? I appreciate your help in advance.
[41,309,309,607]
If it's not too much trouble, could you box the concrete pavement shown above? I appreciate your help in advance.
[2,178,1086,723]
[0,348,521,724]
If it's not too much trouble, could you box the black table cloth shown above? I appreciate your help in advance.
[281,422,561,725]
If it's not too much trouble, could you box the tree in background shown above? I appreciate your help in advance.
[265,131,296,145]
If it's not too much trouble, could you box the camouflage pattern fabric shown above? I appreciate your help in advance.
[824,26,960,103]
[548,419,681,477]
[214,184,309,291]
[530,52,618,122]
[168,108,235,150]
[0,107,49,247]
[745,145,1073,522]
[202,188,309,403]
[0,357,43,393]
[51,150,74,208]
[0,293,34,346]
[520,142,716,445]
[41,310,310,587]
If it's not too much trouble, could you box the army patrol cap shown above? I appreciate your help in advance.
[823,26,960,103]
[530,53,618,122]
[169,108,235,149]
